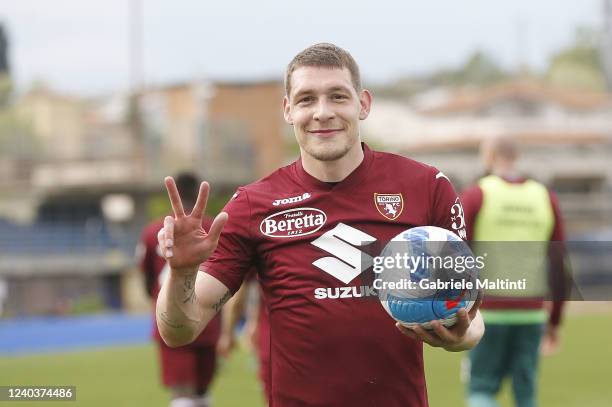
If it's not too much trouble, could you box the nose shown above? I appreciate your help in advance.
[313,99,335,122]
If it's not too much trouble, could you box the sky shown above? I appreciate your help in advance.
[0,0,604,96]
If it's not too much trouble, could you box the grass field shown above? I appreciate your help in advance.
[1,312,610,406]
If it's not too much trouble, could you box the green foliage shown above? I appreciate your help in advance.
[69,296,106,315]
[0,73,11,107]
[373,50,509,99]
[436,51,509,87]
[284,136,301,161]
[206,192,234,217]
[146,194,172,221]
[146,192,234,222]
[547,27,607,91]
[0,106,38,158]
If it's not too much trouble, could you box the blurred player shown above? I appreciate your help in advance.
[155,43,484,406]
[461,136,568,407]
[216,275,271,403]
[137,172,221,407]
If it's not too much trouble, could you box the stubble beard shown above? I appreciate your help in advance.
[301,133,357,162]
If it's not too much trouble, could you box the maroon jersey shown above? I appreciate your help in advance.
[139,218,221,347]
[203,144,466,406]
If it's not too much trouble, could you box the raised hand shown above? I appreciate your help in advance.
[157,176,228,274]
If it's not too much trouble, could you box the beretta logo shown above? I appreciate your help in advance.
[260,207,327,238]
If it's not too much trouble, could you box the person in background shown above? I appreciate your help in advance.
[137,172,221,407]
[216,274,271,403]
[461,135,568,407]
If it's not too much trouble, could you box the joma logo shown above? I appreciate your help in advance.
[272,193,311,206]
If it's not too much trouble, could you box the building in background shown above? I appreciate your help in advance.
[0,79,287,316]
[363,79,612,233]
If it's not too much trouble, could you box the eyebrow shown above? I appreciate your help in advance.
[292,85,352,100]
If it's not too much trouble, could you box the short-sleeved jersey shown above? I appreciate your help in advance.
[139,218,221,347]
[203,144,466,406]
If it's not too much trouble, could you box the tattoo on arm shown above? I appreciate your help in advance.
[159,312,185,329]
[212,290,232,313]
[181,275,196,304]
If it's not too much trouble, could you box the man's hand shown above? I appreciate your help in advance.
[216,332,237,358]
[157,177,228,274]
[242,318,260,352]
[397,295,484,352]
[540,324,560,356]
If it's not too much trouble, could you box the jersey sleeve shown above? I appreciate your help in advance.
[201,188,255,294]
[429,170,467,240]
[459,184,484,241]
[547,191,568,327]
[137,224,159,298]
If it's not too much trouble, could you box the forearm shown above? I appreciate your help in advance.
[156,268,204,346]
[444,310,485,352]
[156,268,229,347]
[221,283,247,337]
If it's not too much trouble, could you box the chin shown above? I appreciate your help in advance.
[311,150,348,162]
[306,142,351,162]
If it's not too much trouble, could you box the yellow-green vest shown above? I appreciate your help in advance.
[473,175,554,324]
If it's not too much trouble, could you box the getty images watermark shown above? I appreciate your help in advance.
[372,252,528,291]
[0,386,76,401]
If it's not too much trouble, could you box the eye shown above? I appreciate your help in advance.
[332,94,348,101]
[297,96,314,104]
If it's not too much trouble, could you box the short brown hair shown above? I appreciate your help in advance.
[285,43,362,96]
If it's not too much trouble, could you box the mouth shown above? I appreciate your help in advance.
[308,129,343,136]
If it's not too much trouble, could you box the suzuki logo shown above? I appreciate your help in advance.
[311,223,377,284]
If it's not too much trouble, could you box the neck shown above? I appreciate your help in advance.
[490,161,519,179]
[301,142,364,182]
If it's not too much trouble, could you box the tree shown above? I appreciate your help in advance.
[444,51,508,87]
[372,50,509,99]
[547,27,607,91]
[0,24,12,107]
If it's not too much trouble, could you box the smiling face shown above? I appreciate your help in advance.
[283,66,371,162]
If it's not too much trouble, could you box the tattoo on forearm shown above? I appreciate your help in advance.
[212,290,232,312]
[159,311,185,329]
[181,275,196,304]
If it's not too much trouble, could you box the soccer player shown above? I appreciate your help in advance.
[460,136,567,407]
[217,275,271,402]
[137,172,221,407]
[156,43,484,406]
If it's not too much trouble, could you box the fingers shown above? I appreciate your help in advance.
[397,317,470,349]
[396,323,420,340]
[396,322,444,347]
[468,290,483,320]
[164,176,186,218]
[191,182,210,219]
[452,308,471,335]
[157,228,166,254]
[430,319,461,344]
[410,324,444,347]
[163,216,174,258]
[207,212,229,244]
[216,336,234,358]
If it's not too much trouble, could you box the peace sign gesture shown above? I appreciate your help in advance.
[157,176,228,275]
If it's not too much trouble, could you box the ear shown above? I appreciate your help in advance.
[358,89,372,120]
[283,96,293,125]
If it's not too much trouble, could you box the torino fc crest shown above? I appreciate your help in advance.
[374,193,404,221]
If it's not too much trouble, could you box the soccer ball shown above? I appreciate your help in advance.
[377,226,479,329]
